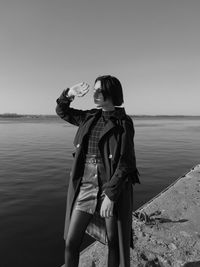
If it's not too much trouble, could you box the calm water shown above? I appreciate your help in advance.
[0,117,200,267]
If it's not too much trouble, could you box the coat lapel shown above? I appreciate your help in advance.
[99,107,126,142]
[98,119,117,142]
[73,110,101,146]
[74,107,125,146]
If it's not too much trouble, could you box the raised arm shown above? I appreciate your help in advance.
[56,82,90,126]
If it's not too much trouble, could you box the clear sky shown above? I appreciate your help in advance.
[0,0,200,115]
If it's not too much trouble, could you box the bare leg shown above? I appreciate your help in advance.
[65,209,93,267]
[105,215,120,267]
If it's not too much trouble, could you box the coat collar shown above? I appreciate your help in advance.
[109,107,127,120]
[91,107,127,120]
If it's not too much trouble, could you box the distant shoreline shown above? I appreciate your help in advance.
[0,113,57,119]
[0,113,200,119]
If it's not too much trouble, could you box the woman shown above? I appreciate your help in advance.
[56,75,140,267]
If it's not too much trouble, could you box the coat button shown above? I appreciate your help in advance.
[76,144,80,148]
[109,154,112,159]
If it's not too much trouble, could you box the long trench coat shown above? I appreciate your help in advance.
[56,90,140,267]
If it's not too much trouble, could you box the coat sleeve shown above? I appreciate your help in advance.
[55,89,89,126]
[103,117,140,201]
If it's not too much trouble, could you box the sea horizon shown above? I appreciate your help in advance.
[1,112,200,119]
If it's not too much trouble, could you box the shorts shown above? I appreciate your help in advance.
[74,155,107,215]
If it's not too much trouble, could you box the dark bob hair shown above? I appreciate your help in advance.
[94,75,124,106]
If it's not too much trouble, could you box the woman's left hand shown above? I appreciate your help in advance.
[100,195,114,218]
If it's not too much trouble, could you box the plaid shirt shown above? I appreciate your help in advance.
[86,110,114,157]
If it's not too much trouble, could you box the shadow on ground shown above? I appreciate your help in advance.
[183,261,200,267]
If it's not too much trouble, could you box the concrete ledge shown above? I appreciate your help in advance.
[130,164,200,267]
[62,164,200,267]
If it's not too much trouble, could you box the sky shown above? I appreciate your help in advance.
[0,0,200,115]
